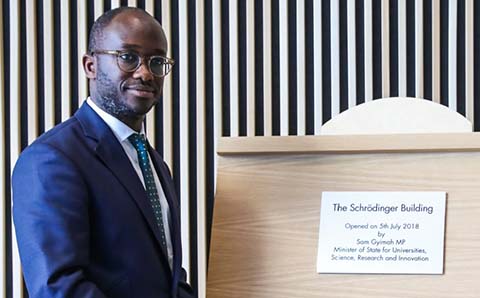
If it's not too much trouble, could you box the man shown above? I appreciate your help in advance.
[12,7,194,298]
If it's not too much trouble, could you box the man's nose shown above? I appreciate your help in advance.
[133,60,154,81]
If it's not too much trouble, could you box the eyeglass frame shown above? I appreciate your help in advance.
[90,49,175,78]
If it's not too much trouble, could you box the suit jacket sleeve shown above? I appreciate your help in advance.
[12,143,108,298]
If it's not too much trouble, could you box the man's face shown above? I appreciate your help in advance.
[92,12,168,119]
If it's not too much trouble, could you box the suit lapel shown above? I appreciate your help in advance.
[75,103,172,265]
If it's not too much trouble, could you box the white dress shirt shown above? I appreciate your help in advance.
[87,98,173,269]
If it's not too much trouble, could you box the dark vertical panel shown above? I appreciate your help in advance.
[288,0,297,134]
[137,0,145,10]
[120,0,128,7]
[440,0,448,106]
[321,0,331,123]
[186,0,198,295]
[474,0,480,131]
[103,0,111,12]
[220,0,230,136]
[87,0,94,37]
[271,0,280,134]
[20,0,28,150]
[70,0,79,113]
[305,0,314,134]
[372,0,382,99]
[37,0,45,134]
[170,0,181,202]
[423,0,432,100]
[406,0,415,97]
[53,0,62,124]
[204,0,215,261]
[238,0,247,136]
[356,0,365,104]
[457,0,466,116]
[3,0,12,295]
[154,2,163,154]
[254,0,264,136]
[389,0,398,97]
[339,0,348,112]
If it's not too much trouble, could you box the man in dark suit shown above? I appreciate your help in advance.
[12,7,194,298]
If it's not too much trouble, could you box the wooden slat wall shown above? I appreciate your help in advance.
[1,1,480,298]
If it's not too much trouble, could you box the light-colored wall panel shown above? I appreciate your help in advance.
[415,0,424,98]
[364,0,373,102]
[279,0,288,135]
[161,0,173,168]
[330,0,340,116]
[433,0,441,103]
[347,0,356,108]
[448,0,458,110]
[247,0,255,136]
[263,0,272,136]
[179,0,190,276]
[61,0,71,121]
[9,1,24,297]
[195,1,207,296]
[398,0,407,96]
[78,0,88,107]
[296,0,306,135]
[381,0,390,98]
[44,0,55,130]
[313,0,322,133]
[26,0,38,143]
[0,1,5,296]
[229,0,239,137]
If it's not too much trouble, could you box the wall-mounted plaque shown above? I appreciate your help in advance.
[317,191,446,274]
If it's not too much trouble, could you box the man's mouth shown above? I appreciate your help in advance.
[124,85,156,98]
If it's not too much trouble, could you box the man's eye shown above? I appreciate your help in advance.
[119,53,137,63]
[151,58,166,65]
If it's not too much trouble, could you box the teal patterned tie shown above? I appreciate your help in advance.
[128,133,168,255]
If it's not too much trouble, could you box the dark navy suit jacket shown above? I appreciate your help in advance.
[12,103,193,298]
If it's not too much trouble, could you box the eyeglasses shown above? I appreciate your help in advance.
[91,50,175,78]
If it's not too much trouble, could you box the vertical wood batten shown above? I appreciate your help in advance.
[313,0,322,133]
[415,0,424,98]
[195,1,206,295]
[162,0,173,168]
[229,0,239,137]
[179,0,190,276]
[364,0,373,102]
[381,0,390,98]
[432,0,441,103]
[94,1,103,19]
[448,0,457,110]
[61,0,71,121]
[9,0,23,296]
[44,0,55,130]
[111,0,120,9]
[263,0,272,136]
[296,0,305,135]
[330,0,340,116]
[398,0,407,96]
[347,0,356,108]
[0,0,5,295]
[279,0,288,135]
[27,0,39,144]
[78,0,88,107]
[466,0,474,123]
[246,0,255,136]
[213,0,221,190]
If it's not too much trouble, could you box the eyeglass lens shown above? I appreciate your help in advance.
[117,52,170,77]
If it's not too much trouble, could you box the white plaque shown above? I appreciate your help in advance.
[317,191,446,274]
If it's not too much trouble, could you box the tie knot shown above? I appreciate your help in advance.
[128,133,147,152]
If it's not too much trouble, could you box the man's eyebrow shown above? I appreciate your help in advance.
[120,43,167,55]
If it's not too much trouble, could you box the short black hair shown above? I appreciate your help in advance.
[87,7,151,53]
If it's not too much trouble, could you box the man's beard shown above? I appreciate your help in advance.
[95,69,141,119]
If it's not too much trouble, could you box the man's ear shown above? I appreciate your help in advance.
[83,54,96,79]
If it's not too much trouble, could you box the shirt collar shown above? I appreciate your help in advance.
[86,97,145,142]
